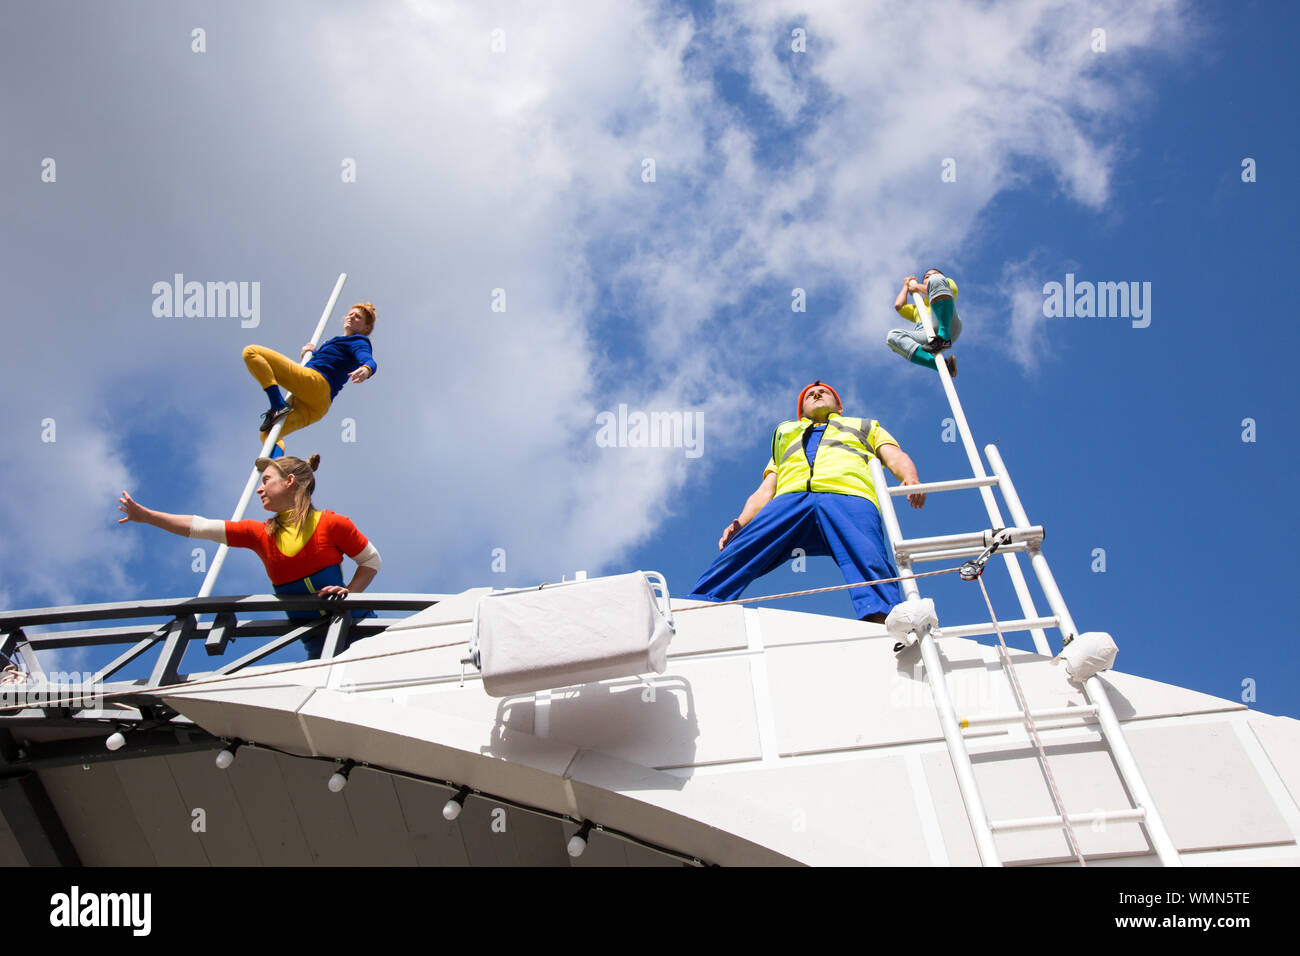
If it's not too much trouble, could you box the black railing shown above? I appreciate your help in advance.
[0,593,444,716]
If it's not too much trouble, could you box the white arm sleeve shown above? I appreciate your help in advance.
[188,516,227,544]
[353,542,382,571]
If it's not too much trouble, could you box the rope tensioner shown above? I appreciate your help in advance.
[958,528,1015,581]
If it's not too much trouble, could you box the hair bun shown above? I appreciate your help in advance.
[308,454,321,471]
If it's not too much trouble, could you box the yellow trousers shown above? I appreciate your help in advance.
[243,345,332,443]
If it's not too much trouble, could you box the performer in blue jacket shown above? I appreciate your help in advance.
[243,301,379,449]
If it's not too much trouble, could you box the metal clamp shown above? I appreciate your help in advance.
[959,529,1014,581]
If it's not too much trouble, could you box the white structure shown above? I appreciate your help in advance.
[8,582,1297,866]
[133,585,1298,867]
[4,282,1296,867]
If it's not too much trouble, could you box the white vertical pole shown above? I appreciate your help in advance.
[912,291,1051,655]
[1085,673,1183,867]
[197,273,348,598]
[982,444,1078,641]
[871,457,1002,867]
[982,443,1181,866]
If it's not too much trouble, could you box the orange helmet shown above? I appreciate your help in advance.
[796,380,842,419]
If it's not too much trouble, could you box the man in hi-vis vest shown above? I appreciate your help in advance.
[686,381,927,622]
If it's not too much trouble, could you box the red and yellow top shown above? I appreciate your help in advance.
[224,510,369,586]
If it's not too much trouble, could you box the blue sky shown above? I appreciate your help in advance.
[1,0,1296,719]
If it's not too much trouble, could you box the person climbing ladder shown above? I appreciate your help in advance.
[886,270,960,377]
[243,301,379,452]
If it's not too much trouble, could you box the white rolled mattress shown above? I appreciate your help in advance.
[475,572,674,698]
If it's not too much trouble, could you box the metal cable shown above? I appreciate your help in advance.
[0,634,470,713]
[976,575,1086,866]
[673,564,965,612]
[4,563,970,712]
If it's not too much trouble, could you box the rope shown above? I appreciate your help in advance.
[0,635,471,714]
[4,564,969,713]
[673,564,965,612]
[975,576,1086,866]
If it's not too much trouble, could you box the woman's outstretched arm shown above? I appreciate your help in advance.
[117,490,217,539]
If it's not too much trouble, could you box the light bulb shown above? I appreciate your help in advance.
[327,771,348,793]
[567,820,594,857]
[105,732,126,751]
[443,785,470,820]
[215,749,235,770]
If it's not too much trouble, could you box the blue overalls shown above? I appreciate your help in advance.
[687,424,902,619]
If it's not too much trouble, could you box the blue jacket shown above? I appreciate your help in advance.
[305,334,378,400]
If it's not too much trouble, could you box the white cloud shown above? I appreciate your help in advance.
[0,0,1191,608]
[998,254,1058,373]
[0,416,137,607]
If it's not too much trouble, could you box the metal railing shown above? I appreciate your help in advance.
[0,593,443,716]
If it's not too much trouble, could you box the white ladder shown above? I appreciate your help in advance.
[864,289,1181,867]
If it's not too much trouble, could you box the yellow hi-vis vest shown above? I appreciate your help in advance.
[764,413,899,507]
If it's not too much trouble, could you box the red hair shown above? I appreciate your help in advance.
[350,302,376,332]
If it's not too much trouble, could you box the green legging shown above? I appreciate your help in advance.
[930,297,955,340]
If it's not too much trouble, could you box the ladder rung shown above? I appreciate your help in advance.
[886,475,1001,496]
[903,542,1038,565]
[939,615,1059,640]
[990,808,1146,833]
[959,705,1098,729]
[894,526,1044,561]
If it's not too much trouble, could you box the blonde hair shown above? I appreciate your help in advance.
[261,454,320,533]
[351,302,377,333]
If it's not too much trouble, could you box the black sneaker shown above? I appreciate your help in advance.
[923,335,952,353]
[944,354,957,378]
[259,402,292,432]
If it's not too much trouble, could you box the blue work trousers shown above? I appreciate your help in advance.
[687,492,902,619]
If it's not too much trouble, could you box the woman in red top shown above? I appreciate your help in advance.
[117,454,382,658]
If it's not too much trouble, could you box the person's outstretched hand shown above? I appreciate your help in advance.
[118,490,147,524]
